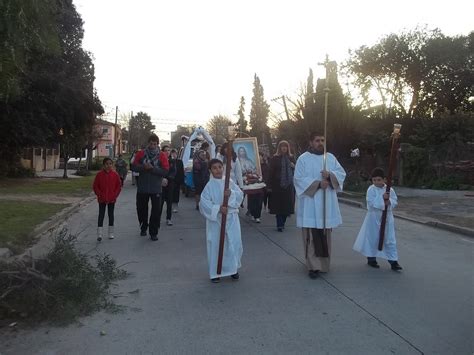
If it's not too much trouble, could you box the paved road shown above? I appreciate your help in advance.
[2,183,473,354]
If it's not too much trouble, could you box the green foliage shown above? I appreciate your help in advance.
[345,27,473,118]
[6,166,36,178]
[0,0,60,101]
[0,0,103,173]
[402,145,433,187]
[235,96,248,135]
[128,111,156,151]
[0,230,127,322]
[430,176,463,190]
[249,74,271,145]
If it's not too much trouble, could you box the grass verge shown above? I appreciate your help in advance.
[0,201,68,252]
[0,173,96,197]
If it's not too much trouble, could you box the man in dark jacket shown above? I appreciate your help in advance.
[131,134,169,241]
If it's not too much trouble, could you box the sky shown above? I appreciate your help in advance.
[74,0,473,140]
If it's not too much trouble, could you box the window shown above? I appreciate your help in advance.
[102,128,109,134]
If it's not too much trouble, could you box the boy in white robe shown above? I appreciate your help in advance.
[294,132,346,279]
[353,168,403,271]
[199,159,244,283]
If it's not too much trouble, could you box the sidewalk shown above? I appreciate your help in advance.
[339,187,474,237]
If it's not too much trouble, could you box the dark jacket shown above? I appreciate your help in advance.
[174,159,185,185]
[131,150,169,194]
[268,154,295,215]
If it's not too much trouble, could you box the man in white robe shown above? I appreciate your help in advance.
[199,159,244,282]
[294,132,346,278]
[353,167,402,271]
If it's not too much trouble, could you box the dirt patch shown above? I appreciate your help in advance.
[0,194,83,204]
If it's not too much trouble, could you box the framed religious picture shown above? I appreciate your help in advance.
[233,138,265,192]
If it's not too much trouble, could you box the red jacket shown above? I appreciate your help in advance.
[93,169,122,203]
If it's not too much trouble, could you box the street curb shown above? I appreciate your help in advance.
[338,197,474,238]
[1,194,96,262]
[32,194,95,237]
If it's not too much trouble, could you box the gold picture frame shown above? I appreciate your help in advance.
[233,137,262,178]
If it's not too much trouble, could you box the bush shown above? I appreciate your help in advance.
[429,176,462,190]
[402,145,434,187]
[0,229,127,323]
[6,166,36,178]
[74,168,92,176]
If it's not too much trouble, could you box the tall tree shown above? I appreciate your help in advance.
[345,28,473,118]
[0,0,60,102]
[0,0,104,177]
[207,115,232,144]
[249,74,271,145]
[128,112,155,151]
[235,96,248,135]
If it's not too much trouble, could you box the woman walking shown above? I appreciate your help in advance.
[268,141,295,232]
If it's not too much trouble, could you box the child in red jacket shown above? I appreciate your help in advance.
[93,158,122,241]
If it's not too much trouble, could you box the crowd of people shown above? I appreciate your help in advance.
[92,131,403,283]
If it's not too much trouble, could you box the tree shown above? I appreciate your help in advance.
[0,0,104,177]
[207,115,232,144]
[0,0,60,102]
[128,112,155,151]
[345,28,473,118]
[235,96,248,135]
[171,125,195,149]
[249,74,271,146]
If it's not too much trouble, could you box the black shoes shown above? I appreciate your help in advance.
[277,228,283,232]
[368,260,380,268]
[391,262,403,271]
[211,278,220,283]
[150,234,158,241]
[308,270,320,279]
[231,273,240,280]
[140,229,147,237]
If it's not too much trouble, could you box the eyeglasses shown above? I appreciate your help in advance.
[313,139,325,143]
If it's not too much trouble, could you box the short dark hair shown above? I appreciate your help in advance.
[148,134,159,143]
[161,145,170,151]
[201,142,209,149]
[103,157,113,165]
[309,132,324,141]
[208,158,223,170]
[170,148,177,153]
[371,167,385,179]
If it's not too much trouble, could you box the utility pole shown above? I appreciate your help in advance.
[129,111,133,152]
[114,106,118,158]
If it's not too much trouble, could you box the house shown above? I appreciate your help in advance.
[20,146,61,172]
[94,119,124,157]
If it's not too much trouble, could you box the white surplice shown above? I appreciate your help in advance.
[353,184,399,260]
[199,176,244,279]
[294,152,346,228]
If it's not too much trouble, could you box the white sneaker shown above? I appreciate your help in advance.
[108,226,115,239]
[166,220,173,226]
[97,227,103,242]
[173,209,178,213]
[255,218,261,223]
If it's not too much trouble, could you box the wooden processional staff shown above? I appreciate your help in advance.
[216,128,235,275]
[320,55,331,236]
[378,124,402,251]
